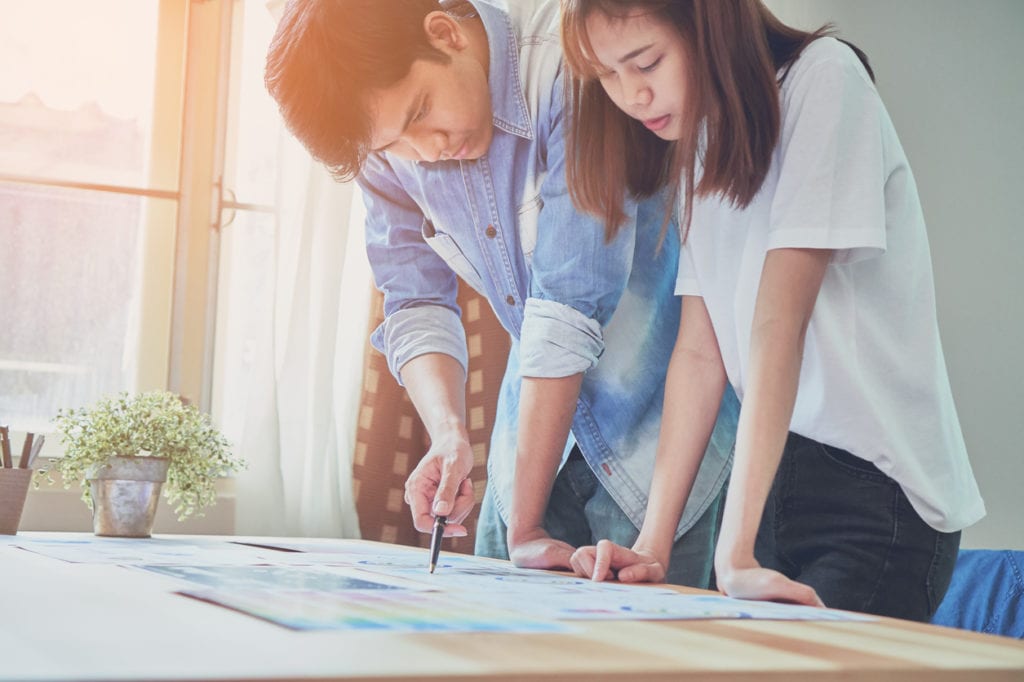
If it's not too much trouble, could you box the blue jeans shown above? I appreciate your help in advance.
[755,432,961,622]
[475,448,723,588]
[931,550,1024,637]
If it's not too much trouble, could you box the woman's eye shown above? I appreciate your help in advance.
[639,56,663,73]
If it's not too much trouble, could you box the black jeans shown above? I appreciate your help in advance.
[755,432,960,622]
[476,447,725,588]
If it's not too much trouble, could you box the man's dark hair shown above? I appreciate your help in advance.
[265,0,454,180]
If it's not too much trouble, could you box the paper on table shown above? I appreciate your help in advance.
[457,588,877,622]
[13,536,271,564]
[359,556,679,595]
[230,538,417,556]
[179,587,573,633]
[135,563,434,592]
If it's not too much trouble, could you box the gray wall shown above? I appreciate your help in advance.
[764,0,1023,549]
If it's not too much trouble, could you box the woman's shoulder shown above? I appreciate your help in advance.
[782,36,875,93]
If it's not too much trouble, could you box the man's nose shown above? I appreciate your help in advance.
[411,130,448,163]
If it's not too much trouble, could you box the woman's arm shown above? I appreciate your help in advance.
[571,295,728,582]
[714,246,830,606]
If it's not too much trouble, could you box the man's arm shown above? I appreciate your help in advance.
[505,70,637,568]
[506,373,583,569]
[358,153,474,536]
[399,352,475,537]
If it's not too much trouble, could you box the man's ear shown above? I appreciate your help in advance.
[423,11,467,53]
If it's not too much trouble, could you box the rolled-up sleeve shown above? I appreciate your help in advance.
[519,71,636,378]
[519,298,603,377]
[371,305,468,382]
[359,153,466,385]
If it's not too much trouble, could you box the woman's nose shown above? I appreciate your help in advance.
[623,75,652,109]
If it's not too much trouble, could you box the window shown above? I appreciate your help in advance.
[211,0,280,446]
[0,0,277,455]
[0,0,185,438]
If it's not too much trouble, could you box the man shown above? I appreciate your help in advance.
[264,0,739,584]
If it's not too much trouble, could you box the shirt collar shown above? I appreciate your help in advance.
[472,0,534,140]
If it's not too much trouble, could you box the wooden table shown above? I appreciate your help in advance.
[1,533,1022,681]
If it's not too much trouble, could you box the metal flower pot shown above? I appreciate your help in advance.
[88,455,170,538]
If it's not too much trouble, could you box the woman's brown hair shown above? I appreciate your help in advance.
[560,0,872,241]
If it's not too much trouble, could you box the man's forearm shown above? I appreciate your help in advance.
[399,352,469,441]
[507,373,584,541]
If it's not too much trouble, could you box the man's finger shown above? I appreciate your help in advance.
[448,478,476,525]
[441,522,469,537]
[412,510,435,533]
[432,465,466,516]
[407,483,438,533]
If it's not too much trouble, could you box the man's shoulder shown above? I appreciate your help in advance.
[503,0,563,115]
[515,0,560,38]
[480,0,559,43]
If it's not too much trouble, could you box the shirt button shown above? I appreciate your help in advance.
[505,295,515,305]
[485,225,497,238]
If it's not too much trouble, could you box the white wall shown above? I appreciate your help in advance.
[764,0,1024,549]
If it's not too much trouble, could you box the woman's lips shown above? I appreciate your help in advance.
[643,114,671,132]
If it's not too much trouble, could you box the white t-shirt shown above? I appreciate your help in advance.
[676,37,985,533]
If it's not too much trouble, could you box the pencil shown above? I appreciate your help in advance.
[428,515,447,573]
[0,425,12,469]
[18,433,34,469]
[26,434,45,469]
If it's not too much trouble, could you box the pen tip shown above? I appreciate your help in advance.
[429,563,436,574]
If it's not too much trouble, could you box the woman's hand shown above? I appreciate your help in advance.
[507,526,576,571]
[570,539,668,583]
[716,560,824,607]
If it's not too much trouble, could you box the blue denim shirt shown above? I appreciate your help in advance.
[359,0,739,537]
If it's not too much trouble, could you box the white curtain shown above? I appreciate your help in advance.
[233,128,371,538]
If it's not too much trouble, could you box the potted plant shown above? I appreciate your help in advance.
[35,391,245,537]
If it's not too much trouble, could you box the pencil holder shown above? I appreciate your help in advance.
[0,468,32,535]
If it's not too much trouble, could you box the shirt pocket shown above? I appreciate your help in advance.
[517,193,543,268]
[421,218,486,295]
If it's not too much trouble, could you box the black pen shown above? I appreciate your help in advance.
[428,515,447,573]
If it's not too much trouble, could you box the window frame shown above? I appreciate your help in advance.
[0,0,234,413]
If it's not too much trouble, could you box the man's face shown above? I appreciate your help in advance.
[367,51,493,163]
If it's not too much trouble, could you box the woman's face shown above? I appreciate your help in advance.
[584,8,689,141]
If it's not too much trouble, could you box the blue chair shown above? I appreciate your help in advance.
[931,549,1024,638]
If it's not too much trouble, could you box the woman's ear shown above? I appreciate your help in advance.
[423,11,467,53]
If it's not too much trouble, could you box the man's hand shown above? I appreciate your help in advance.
[404,432,475,537]
[715,560,825,607]
[570,539,668,583]
[507,526,575,571]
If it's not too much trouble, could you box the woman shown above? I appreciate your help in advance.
[559,0,984,621]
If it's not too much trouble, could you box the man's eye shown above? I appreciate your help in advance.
[639,56,663,73]
[413,100,429,123]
